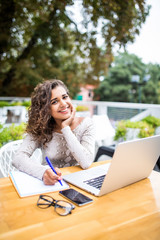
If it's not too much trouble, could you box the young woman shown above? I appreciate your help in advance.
[13,79,95,185]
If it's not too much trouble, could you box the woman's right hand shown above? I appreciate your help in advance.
[61,104,76,129]
[43,168,62,185]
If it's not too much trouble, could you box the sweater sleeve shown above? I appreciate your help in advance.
[61,118,95,169]
[12,134,49,180]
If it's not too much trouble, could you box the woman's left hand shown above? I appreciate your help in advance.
[61,104,76,129]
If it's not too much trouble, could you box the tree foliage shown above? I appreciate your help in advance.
[0,0,150,96]
[94,52,160,104]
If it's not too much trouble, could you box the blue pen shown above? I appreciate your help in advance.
[45,156,63,186]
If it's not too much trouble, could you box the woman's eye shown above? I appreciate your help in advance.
[51,100,57,105]
[63,95,68,99]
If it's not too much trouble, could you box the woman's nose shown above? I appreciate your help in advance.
[60,99,66,106]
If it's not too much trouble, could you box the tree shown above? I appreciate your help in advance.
[0,0,150,96]
[142,63,160,104]
[0,0,83,97]
[94,52,160,104]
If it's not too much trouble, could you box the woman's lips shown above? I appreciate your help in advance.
[59,107,70,114]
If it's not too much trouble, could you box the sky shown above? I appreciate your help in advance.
[70,0,160,65]
[125,0,160,65]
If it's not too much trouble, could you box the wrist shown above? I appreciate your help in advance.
[61,125,70,133]
[61,124,68,129]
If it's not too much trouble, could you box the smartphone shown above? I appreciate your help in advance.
[59,188,93,206]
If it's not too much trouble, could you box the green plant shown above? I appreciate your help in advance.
[114,121,128,141]
[138,121,154,138]
[10,101,22,106]
[114,119,156,141]
[142,115,160,128]
[22,101,31,107]
[0,123,26,147]
[76,105,89,112]
[0,100,31,108]
[0,101,10,107]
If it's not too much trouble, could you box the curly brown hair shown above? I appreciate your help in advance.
[26,79,69,146]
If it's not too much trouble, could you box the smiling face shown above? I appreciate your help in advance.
[50,86,72,123]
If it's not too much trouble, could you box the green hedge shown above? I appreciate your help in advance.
[76,105,89,111]
[0,100,31,108]
[0,123,26,147]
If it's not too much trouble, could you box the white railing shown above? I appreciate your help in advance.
[0,98,160,176]
[0,97,160,125]
[72,100,160,120]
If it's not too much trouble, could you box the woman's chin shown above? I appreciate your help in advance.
[61,113,71,119]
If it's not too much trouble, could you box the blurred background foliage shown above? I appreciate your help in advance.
[0,123,26,147]
[0,0,151,99]
[94,52,160,103]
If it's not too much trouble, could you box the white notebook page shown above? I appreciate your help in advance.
[10,171,69,197]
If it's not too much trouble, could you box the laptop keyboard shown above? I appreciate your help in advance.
[83,175,105,190]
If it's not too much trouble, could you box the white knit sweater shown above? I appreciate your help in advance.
[12,117,95,180]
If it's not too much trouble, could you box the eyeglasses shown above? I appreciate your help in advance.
[37,194,75,216]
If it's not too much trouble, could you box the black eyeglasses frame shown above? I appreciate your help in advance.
[37,194,75,216]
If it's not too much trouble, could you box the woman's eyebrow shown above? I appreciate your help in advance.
[50,97,57,102]
[50,94,67,102]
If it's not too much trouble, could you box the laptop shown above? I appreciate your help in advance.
[63,135,160,196]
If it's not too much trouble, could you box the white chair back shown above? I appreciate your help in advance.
[92,114,115,148]
[0,140,42,177]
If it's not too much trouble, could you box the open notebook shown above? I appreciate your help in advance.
[63,135,160,196]
[10,171,69,198]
